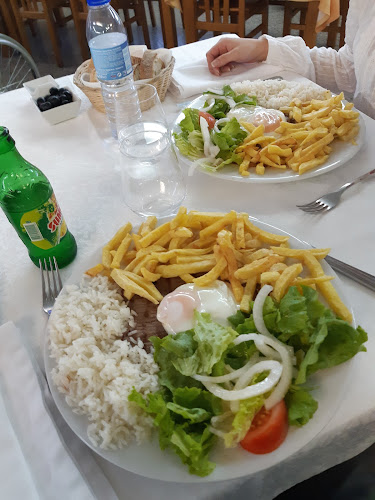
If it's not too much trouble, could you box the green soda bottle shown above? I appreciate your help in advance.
[0,126,77,268]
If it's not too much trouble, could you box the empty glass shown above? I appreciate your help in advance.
[115,83,186,217]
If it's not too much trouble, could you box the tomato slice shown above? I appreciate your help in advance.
[199,111,216,129]
[240,400,288,454]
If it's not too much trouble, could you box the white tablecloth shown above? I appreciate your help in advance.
[0,69,375,500]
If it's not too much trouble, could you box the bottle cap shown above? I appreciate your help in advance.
[86,0,110,6]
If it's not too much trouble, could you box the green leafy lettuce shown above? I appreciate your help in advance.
[129,387,217,476]
[284,385,318,426]
[173,108,204,160]
[229,285,368,425]
[174,85,256,167]
[129,312,238,476]
[203,85,257,119]
[173,311,238,376]
[223,390,264,448]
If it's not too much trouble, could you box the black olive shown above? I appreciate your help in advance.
[49,87,59,95]
[62,91,73,102]
[36,97,45,106]
[60,99,69,105]
[58,87,68,95]
[48,95,61,108]
[39,101,52,112]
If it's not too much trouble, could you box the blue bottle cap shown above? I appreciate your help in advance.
[86,0,110,6]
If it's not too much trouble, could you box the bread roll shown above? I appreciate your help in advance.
[139,50,165,80]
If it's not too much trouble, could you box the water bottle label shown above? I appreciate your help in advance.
[90,40,133,80]
[6,193,68,249]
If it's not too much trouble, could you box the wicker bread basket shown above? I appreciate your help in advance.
[73,52,175,113]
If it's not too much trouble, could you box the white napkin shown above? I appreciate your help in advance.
[169,35,284,99]
[0,322,118,500]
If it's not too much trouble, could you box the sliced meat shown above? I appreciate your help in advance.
[124,277,185,352]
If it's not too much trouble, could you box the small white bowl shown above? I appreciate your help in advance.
[24,76,81,125]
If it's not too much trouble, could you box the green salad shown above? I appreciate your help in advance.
[173,85,256,171]
[129,285,367,477]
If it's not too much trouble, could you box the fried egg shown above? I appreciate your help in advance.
[156,280,238,335]
[227,105,286,133]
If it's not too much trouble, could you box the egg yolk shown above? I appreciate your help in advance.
[157,290,199,335]
[250,109,284,133]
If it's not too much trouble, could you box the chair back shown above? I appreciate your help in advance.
[182,0,247,43]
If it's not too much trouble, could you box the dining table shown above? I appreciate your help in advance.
[0,36,375,500]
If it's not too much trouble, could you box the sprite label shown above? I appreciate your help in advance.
[10,193,68,250]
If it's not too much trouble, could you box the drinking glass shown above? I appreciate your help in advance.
[115,83,186,217]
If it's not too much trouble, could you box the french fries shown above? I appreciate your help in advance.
[85,209,351,323]
[236,93,359,177]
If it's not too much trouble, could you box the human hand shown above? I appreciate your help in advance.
[206,37,269,76]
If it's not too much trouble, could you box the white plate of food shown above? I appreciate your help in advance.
[45,209,367,483]
[172,79,365,183]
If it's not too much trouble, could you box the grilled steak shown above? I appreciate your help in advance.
[124,277,185,352]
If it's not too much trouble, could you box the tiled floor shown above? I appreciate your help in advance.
[6,3,375,499]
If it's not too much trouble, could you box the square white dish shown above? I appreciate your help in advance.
[24,75,81,125]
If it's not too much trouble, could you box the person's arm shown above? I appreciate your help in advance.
[207,1,359,95]
[264,35,356,94]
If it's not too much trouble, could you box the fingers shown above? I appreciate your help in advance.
[206,39,236,76]
[210,50,237,72]
[219,63,236,74]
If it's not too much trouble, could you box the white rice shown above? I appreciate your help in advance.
[231,79,330,109]
[48,275,159,450]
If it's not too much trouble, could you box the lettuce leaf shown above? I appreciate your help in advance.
[296,319,368,384]
[173,311,238,376]
[203,85,257,119]
[174,108,204,160]
[223,394,264,448]
[129,388,216,476]
[284,385,318,426]
[229,285,368,394]
[170,426,216,477]
[173,386,222,416]
[179,108,200,133]
[211,118,247,153]
[151,334,202,392]
[131,317,236,477]
[173,130,203,160]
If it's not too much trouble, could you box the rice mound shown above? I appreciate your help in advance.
[48,275,159,449]
[231,79,329,109]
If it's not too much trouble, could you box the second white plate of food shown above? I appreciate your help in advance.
[172,93,365,183]
[44,214,360,483]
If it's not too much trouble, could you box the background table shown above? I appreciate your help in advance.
[0,73,374,500]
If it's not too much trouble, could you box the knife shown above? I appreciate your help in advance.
[324,254,375,292]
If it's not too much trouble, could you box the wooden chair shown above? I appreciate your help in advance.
[8,0,71,67]
[159,0,178,48]
[70,0,151,63]
[0,0,21,42]
[119,0,151,48]
[282,0,320,48]
[69,0,89,60]
[322,0,349,48]
[146,0,156,27]
[181,0,269,45]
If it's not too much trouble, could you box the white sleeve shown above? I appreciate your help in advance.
[263,34,356,95]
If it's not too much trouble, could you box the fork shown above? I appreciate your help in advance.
[297,168,375,213]
[39,257,63,315]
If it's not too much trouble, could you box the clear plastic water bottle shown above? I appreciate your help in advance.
[86,0,139,138]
